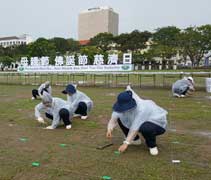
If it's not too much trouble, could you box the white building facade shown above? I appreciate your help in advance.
[0,34,33,47]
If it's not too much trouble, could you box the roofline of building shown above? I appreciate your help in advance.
[0,36,19,41]
[80,6,114,14]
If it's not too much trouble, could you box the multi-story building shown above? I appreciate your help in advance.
[0,34,33,47]
[78,6,119,44]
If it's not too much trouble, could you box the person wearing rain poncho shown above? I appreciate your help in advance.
[62,84,93,120]
[172,77,195,98]
[34,91,74,129]
[106,86,168,156]
[32,81,52,100]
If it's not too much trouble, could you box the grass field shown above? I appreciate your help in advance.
[0,85,211,180]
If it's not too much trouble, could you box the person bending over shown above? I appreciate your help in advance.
[35,91,74,130]
[172,77,195,98]
[106,86,168,156]
[62,84,93,120]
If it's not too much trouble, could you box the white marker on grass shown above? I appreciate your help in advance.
[172,160,181,163]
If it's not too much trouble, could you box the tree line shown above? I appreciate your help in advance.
[0,24,211,69]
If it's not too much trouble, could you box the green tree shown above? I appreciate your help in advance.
[67,38,80,53]
[28,38,56,64]
[179,25,211,66]
[0,56,14,70]
[115,30,152,52]
[50,37,69,54]
[79,46,106,64]
[151,26,180,61]
[89,33,114,51]
[153,26,181,47]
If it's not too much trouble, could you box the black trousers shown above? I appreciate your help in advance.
[32,89,39,99]
[32,88,48,99]
[181,86,190,95]
[45,108,71,126]
[118,119,165,148]
[74,102,87,116]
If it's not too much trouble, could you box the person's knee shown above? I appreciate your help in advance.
[140,124,153,136]
[140,128,152,135]
[78,102,87,115]
[79,102,87,109]
[59,108,69,118]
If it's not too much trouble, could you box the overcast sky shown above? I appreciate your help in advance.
[0,0,210,40]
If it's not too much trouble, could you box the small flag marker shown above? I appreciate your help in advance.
[59,144,67,147]
[19,137,28,142]
[114,151,120,155]
[32,162,40,167]
[172,160,181,163]
[102,176,112,180]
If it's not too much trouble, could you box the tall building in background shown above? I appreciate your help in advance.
[78,6,119,45]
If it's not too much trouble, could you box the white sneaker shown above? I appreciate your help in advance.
[149,147,159,156]
[180,94,185,98]
[173,93,180,98]
[31,97,35,100]
[130,139,142,145]
[66,125,72,129]
[81,116,88,120]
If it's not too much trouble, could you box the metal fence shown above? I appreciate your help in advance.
[0,72,210,89]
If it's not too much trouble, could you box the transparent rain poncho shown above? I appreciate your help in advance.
[172,78,194,95]
[108,86,168,142]
[35,92,74,128]
[38,81,52,97]
[67,90,93,113]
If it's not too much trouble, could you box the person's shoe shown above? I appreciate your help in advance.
[130,139,142,145]
[73,114,81,118]
[31,97,35,100]
[173,93,180,98]
[180,94,185,98]
[81,116,88,120]
[149,147,159,156]
[66,125,72,129]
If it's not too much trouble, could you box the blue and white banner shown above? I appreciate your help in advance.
[17,64,134,73]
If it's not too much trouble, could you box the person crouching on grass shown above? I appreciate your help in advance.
[62,84,93,120]
[35,91,74,130]
[106,86,168,156]
[172,76,195,98]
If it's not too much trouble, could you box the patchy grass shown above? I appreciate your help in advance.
[0,85,211,180]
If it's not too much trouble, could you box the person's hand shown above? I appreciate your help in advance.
[190,87,195,91]
[118,144,128,153]
[37,117,45,124]
[45,125,54,130]
[106,130,112,139]
[126,85,131,91]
